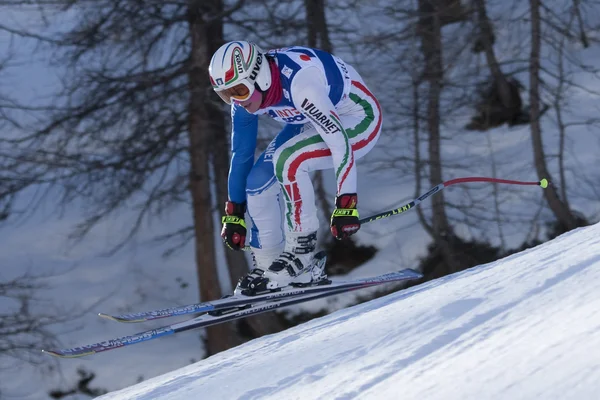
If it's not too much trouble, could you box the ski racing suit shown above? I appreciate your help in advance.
[227,46,382,254]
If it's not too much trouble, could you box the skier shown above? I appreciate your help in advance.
[209,41,382,293]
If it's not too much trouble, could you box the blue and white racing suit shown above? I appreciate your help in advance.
[227,46,382,252]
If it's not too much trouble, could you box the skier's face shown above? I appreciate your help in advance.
[235,89,263,113]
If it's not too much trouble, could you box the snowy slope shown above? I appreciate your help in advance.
[98,223,600,400]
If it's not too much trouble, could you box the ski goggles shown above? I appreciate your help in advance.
[214,80,255,105]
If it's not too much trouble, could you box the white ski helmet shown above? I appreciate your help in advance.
[209,41,272,104]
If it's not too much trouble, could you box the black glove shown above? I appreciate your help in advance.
[221,201,247,250]
[330,193,360,240]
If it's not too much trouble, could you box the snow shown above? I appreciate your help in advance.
[96,223,600,400]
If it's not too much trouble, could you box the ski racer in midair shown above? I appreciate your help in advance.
[209,41,382,294]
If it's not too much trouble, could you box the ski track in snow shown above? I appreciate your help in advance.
[97,224,600,400]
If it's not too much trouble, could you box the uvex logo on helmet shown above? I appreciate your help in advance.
[249,53,262,81]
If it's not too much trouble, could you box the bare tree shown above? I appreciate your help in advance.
[0,0,244,355]
[0,36,31,222]
[541,0,600,216]
[0,269,95,398]
[472,0,515,110]
[304,0,332,51]
[354,1,536,275]
[571,0,590,47]
[187,0,245,354]
[1,0,291,353]
[548,8,576,212]
[304,0,334,244]
[0,18,68,398]
[190,0,285,346]
[462,0,532,133]
[529,0,583,232]
[416,0,465,276]
[0,273,64,363]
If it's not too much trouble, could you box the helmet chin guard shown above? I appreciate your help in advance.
[209,41,272,104]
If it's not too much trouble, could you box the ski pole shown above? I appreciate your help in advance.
[359,177,549,225]
[241,177,547,249]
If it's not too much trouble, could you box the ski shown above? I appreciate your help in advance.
[98,268,423,323]
[42,269,422,358]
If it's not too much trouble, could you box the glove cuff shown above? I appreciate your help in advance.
[225,201,247,217]
[335,193,358,209]
[222,215,247,228]
[332,208,359,218]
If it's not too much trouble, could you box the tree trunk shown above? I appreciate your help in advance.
[572,0,589,48]
[187,0,243,356]
[554,23,571,210]
[411,66,433,236]
[418,0,461,274]
[439,0,469,26]
[200,3,286,338]
[304,0,333,52]
[529,0,579,231]
[305,0,333,235]
[473,0,514,108]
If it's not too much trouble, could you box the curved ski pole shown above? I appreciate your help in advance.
[358,177,549,225]
[241,177,548,250]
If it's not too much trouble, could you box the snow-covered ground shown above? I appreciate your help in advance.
[96,222,600,400]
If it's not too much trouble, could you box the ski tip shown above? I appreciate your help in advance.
[98,313,146,323]
[41,349,66,358]
[42,349,95,359]
[539,178,549,189]
[98,312,121,322]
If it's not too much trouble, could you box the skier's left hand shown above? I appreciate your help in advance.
[330,193,360,240]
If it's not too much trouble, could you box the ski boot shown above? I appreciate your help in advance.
[236,232,328,295]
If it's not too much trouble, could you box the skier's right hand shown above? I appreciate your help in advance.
[221,201,247,251]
